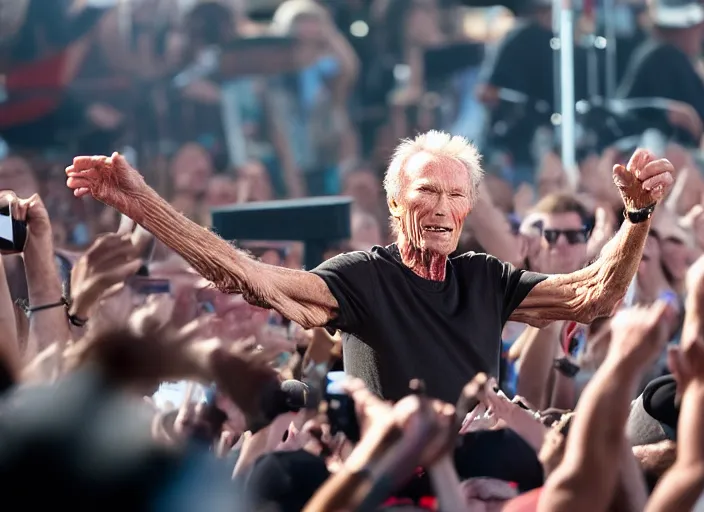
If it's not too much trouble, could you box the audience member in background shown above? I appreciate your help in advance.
[0,154,39,197]
[617,0,704,146]
[476,1,587,186]
[270,0,360,197]
[509,194,591,409]
[169,142,214,224]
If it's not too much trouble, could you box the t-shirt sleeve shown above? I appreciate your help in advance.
[310,251,376,333]
[494,257,548,324]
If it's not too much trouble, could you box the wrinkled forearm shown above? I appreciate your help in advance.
[133,187,269,302]
[515,220,649,326]
[129,187,335,328]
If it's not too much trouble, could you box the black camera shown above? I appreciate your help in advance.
[0,204,27,254]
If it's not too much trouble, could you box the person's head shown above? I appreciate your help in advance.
[341,162,382,213]
[237,161,274,202]
[384,130,483,257]
[649,0,704,56]
[0,155,39,198]
[652,210,698,286]
[383,0,442,57]
[169,143,214,196]
[184,0,236,51]
[272,0,330,62]
[530,193,590,274]
[350,210,383,251]
[204,174,238,207]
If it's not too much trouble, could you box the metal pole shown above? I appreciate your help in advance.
[559,0,578,186]
[552,0,562,142]
[602,0,617,99]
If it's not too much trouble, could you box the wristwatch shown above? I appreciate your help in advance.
[553,357,580,378]
[625,203,656,224]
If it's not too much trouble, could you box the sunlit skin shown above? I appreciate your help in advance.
[390,153,472,281]
[534,212,588,275]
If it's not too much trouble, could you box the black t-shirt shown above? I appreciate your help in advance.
[311,244,547,404]
[617,39,704,146]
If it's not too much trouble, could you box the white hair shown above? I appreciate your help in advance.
[271,0,328,34]
[383,130,483,204]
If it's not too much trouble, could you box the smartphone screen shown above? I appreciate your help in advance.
[128,276,171,296]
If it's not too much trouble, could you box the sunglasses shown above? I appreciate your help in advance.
[542,228,589,246]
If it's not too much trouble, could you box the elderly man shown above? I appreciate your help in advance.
[65,131,673,403]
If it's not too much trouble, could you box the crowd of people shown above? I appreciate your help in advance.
[2,0,704,510]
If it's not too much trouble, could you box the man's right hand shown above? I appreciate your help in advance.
[65,153,147,219]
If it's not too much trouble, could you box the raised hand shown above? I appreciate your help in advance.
[2,191,52,245]
[65,295,213,387]
[69,233,142,321]
[613,149,674,211]
[65,153,147,219]
[606,301,674,372]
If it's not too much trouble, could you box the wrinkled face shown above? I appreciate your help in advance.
[534,212,588,274]
[391,153,472,256]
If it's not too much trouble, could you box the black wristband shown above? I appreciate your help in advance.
[68,314,88,327]
[27,297,69,314]
[625,203,656,224]
[553,357,580,378]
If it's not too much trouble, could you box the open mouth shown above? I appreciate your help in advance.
[423,225,453,233]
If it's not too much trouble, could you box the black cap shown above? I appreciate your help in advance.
[241,450,331,512]
[649,0,704,28]
[627,375,679,446]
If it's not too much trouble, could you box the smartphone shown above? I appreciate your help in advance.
[326,393,360,443]
[0,204,27,254]
[128,276,171,295]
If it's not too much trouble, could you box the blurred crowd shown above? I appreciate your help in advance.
[2,0,704,510]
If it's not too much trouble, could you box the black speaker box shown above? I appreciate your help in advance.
[211,196,352,269]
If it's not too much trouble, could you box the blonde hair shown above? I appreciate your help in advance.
[271,0,328,34]
[383,130,483,204]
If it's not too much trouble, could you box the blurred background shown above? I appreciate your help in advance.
[2,0,704,266]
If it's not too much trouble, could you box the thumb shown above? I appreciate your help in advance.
[111,152,128,168]
[612,163,634,189]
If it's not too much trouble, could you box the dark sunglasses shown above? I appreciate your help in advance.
[542,228,589,246]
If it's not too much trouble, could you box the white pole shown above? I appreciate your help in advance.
[602,0,617,99]
[559,0,578,188]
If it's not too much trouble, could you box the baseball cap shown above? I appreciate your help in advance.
[627,375,679,446]
[241,449,331,512]
[649,0,704,29]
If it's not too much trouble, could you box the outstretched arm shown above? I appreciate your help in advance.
[511,149,673,328]
[66,154,338,329]
[511,219,648,326]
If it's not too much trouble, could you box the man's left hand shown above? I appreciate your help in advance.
[613,148,675,211]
